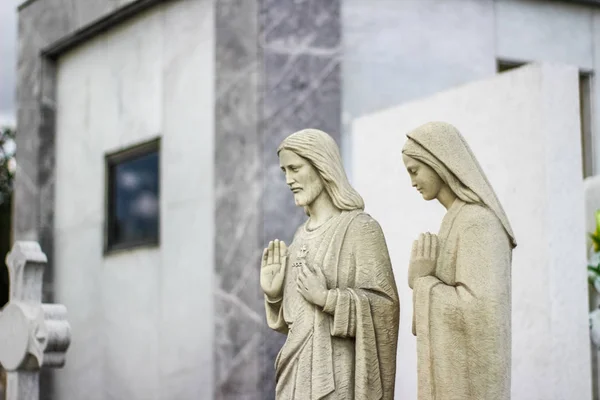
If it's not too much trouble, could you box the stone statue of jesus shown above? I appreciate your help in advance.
[261,128,400,400]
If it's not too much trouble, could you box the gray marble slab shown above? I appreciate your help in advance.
[214,0,264,398]
[214,1,341,399]
[260,0,342,245]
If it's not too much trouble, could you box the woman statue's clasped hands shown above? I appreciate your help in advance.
[408,232,438,289]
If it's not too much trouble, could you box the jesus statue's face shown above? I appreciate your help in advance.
[279,149,324,207]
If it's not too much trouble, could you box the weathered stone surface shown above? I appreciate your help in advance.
[0,241,70,400]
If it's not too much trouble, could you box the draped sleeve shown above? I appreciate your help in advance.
[321,214,400,400]
[264,296,288,334]
[322,215,399,338]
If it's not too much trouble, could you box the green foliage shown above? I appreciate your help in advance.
[0,126,15,205]
[589,210,600,288]
[590,264,600,286]
[0,127,16,204]
[591,210,600,253]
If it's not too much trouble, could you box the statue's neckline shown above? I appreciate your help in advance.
[303,211,344,235]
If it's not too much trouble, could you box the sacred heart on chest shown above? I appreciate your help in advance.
[291,244,308,269]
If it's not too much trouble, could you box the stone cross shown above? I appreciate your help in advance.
[0,242,71,400]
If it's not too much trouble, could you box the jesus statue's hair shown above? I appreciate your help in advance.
[277,128,365,214]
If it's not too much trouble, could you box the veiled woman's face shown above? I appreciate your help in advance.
[402,154,444,201]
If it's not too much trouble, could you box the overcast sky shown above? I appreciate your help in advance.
[0,1,17,127]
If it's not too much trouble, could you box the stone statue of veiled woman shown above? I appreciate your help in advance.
[402,122,517,400]
[261,128,400,400]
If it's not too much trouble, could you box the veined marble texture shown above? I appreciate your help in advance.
[214,0,262,398]
[214,1,341,399]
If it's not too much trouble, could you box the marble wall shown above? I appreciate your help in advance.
[214,0,263,397]
[343,1,600,396]
[53,2,215,399]
[19,0,344,398]
[23,0,600,398]
[16,0,148,293]
[352,64,591,400]
[21,0,215,399]
[343,0,600,176]
[53,1,215,399]
[17,1,166,398]
[214,0,342,398]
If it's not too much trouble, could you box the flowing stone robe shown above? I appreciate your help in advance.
[413,199,511,400]
[265,210,400,400]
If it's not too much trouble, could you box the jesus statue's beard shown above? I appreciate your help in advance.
[294,181,324,207]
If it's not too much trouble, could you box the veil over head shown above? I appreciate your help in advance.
[402,121,516,248]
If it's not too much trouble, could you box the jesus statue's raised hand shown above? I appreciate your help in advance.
[260,239,287,301]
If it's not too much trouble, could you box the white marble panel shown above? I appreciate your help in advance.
[100,6,163,150]
[54,1,215,399]
[352,64,590,400]
[158,2,214,398]
[53,223,162,400]
[60,5,165,154]
[342,0,495,179]
[55,5,165,233]
[102,247,161,400]
[55,46,105,233]
[158,201,214,400]
[541,64,590,400]
[343,0,495,119]
[591,10,600,176]
[53,225,104,400]
[496,0,594,70]
[162,0,214,207]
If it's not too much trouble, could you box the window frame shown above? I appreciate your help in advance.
[104,137,161,255]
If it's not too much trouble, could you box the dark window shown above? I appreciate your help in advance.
[496,59,525,73]
[105,139,160,253]
[0,196,10,308]
[579,71,594,178]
